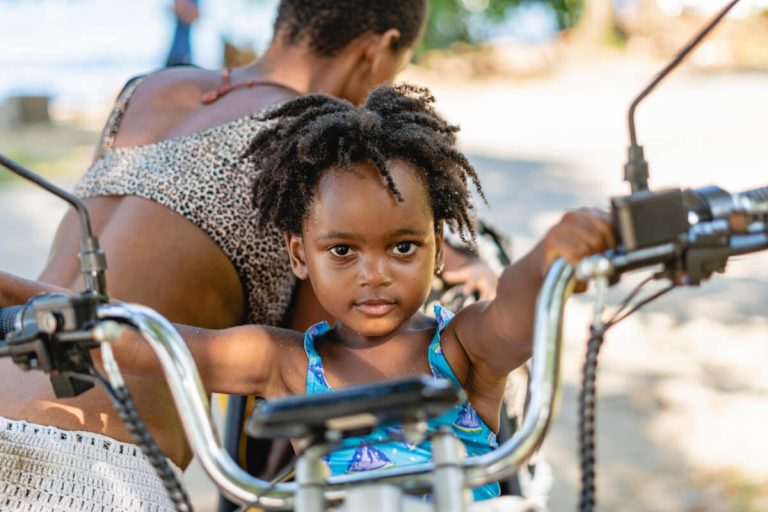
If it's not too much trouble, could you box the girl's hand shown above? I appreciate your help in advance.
[536,207,616,291]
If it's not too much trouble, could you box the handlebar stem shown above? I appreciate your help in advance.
[432,428,470,512]
[296,443,329,512]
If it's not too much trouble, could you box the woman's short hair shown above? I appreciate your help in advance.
[273,0,427,56]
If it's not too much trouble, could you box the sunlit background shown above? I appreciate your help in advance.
[2,1,768,510]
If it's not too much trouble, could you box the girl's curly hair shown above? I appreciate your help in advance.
[246,84,485,244]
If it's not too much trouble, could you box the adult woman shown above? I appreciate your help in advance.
[0,1,494,509]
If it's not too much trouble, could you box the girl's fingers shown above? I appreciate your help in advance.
[552,209,616,260]
[576,207,616,250]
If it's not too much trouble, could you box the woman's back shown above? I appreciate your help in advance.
[0,68,301,466]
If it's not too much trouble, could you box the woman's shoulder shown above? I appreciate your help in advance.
[124,66,222,111]
[108,66,231,149]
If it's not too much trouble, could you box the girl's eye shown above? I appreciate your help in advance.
[329,245,352,257]
[393,242,417,256]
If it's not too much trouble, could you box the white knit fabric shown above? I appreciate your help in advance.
[0,417,180,511]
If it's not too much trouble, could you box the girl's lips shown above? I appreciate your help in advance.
[354,300,396,316]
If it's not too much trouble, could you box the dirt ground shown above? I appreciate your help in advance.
[1,51,767,511]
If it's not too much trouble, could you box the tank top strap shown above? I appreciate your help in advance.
[201,68,304,105]
[427,304,462,389]
[303,321,333,394]
[95,73,151,158]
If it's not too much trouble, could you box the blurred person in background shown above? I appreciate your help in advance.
[0,1,499,510]
[166,0,200,66]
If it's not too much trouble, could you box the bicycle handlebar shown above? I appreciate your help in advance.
[3,215,766,509]
[88,262,576,508]
[96,304,296,509]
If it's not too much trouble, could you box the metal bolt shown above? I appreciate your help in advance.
[39,312,59,334]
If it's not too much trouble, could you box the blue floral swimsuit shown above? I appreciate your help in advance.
[303,304,501,501]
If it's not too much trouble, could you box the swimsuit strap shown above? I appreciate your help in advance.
[428,304,462,389]
[201,68,303,104]
[303,321,333,394]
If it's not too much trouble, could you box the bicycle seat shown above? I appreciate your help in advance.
[245,376,462,440]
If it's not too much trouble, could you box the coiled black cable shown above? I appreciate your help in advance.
[111,385,194,512]
[577,277,675,512]
[578,326,605,512]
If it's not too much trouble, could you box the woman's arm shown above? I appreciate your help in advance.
[0,271,70,306]
[448,208,615,379]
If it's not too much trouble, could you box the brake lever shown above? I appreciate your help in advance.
[4,292,105,397]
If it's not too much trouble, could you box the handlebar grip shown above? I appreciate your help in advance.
[0,306,22,339]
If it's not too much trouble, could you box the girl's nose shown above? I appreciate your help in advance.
[359,256,391,287]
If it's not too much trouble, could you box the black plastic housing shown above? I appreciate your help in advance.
[246,376,461,440]
[611,188,689,250]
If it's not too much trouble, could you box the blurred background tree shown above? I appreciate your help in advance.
[419,0,586,52]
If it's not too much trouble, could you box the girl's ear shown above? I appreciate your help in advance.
[434,223,445,275]
[285,233,309,280]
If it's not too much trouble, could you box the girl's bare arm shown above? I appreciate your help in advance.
[448,208,615,380]
[109,322,297,397]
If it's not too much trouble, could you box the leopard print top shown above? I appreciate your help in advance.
[74,75,295,325]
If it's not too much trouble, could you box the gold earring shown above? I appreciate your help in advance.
[435,262,444,276]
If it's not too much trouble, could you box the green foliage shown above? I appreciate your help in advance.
[419,0,584,52]
[550,0,585,28]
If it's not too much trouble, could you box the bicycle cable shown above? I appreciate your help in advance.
[88,361,194,512]
[578,277,675,512]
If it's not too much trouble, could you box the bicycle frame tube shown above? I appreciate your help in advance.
[96,259,574,506]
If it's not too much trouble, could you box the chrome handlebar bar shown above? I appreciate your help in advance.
[95,259,576,509]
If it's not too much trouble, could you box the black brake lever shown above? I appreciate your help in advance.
[3,293,104,397]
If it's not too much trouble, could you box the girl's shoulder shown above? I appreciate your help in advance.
[271,326,312,397]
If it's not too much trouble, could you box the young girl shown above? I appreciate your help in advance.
[116,84,614,500]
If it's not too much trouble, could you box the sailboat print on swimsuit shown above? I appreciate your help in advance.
[383,425,417,449]
[346,441,395,473]
[453,401,483,433]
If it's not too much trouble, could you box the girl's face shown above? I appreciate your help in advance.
[286,159,443,341]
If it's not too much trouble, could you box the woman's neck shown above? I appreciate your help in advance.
[255,42,353,98]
